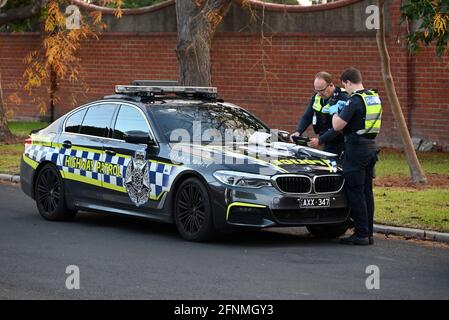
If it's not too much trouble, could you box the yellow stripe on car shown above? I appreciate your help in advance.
[23,154,39,169]
[61,171,102,187]
[226,202,267,221]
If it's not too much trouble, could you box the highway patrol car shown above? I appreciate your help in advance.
[20,81,350,241]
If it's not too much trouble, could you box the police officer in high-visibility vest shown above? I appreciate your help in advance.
[290,71,349,155]
[327,67,382,245]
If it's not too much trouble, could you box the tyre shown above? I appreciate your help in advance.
[35,164,77,221]
[174,177,214,242]
[307,221,349,238]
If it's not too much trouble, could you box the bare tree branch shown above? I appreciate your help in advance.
[70,0,175,15]
[0,0,49,26]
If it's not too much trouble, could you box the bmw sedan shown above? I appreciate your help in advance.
[20,83,350,241]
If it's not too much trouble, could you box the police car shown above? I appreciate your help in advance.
[20,81,350,241]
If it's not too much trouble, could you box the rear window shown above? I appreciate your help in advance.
[65,108,87,134]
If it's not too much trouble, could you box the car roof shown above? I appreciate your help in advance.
[99,96,241,109]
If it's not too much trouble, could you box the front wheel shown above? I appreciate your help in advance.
[35,164,77,221]
[307,222,349,238]
[174,177,214,242]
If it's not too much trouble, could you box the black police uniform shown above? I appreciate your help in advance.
[296,86,348,155]
[338,89,380,239]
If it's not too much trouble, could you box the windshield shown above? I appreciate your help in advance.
[149,103,270,144]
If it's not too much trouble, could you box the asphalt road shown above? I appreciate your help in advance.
[0,183,448,300]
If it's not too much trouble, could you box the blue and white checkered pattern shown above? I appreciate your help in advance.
[25,144,58,163]
[103,153,126,187]
[148,161,176,198]
[24,144,178,201]
[326,160,338,173]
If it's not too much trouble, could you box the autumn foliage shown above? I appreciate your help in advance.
[18,0,122,117]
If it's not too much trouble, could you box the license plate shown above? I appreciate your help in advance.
[298,198,330,208]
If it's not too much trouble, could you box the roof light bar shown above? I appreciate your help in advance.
[115,85,218,97]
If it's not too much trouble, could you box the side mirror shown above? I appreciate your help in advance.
[123,131,156,146]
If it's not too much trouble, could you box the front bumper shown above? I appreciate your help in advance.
[209,181,350,230]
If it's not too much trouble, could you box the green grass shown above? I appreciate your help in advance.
[375,187,449,233]
[8,121,48,137]
[0,144,23,174]
[376,150,449,177]
[0,121,48,174]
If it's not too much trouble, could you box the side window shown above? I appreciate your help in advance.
[112,105,150,140]
[80,104,117,138]
[65,108,87,133]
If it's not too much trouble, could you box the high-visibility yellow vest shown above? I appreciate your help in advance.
[351,90,382,136]
[311,88,347,134]
[311,95,331,134]
[312,94,329,113]
[312,88,347,112]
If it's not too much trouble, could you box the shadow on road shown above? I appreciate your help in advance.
[70,211,337,248]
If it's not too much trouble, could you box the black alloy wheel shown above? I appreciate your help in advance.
[174,177,214,242]
[35,164,76,221]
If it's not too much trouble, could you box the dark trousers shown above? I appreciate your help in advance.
[323,140,345,157]
[342,143,378,238]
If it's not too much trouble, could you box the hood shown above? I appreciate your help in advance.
[168,141,341,175]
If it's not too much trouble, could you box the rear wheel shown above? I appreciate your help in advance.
[35,164,76,221]
[307,222,349,238]
[174,177,214,242]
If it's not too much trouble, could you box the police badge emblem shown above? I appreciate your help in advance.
[124,150,151,207]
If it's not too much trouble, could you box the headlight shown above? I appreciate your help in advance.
[213,170,272,188]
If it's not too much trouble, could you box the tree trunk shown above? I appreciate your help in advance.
[175,0,232,86]
[0,73,13,142]
[376,0,427,184]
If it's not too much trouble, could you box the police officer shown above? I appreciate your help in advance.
[290,71,349,155]
[328,67,382,245]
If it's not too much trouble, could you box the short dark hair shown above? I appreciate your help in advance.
[340,67,362,84]
[315,71,333,84]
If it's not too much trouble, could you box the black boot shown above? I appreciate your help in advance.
[339,234,370,245]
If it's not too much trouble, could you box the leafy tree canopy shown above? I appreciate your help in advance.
[0,0,39,32]
[401,0,449,56]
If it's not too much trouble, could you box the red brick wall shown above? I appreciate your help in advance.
[1,1,448,150]
[0,34,46,118]
[211,32,409,149]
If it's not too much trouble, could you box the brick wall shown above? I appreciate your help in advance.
[0,0,448,150]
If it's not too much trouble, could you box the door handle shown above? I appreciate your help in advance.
[62,140,72,149]
[105,149,116,156]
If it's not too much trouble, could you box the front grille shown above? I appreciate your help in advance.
[314,175,344,193]
[274,176,312,194]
